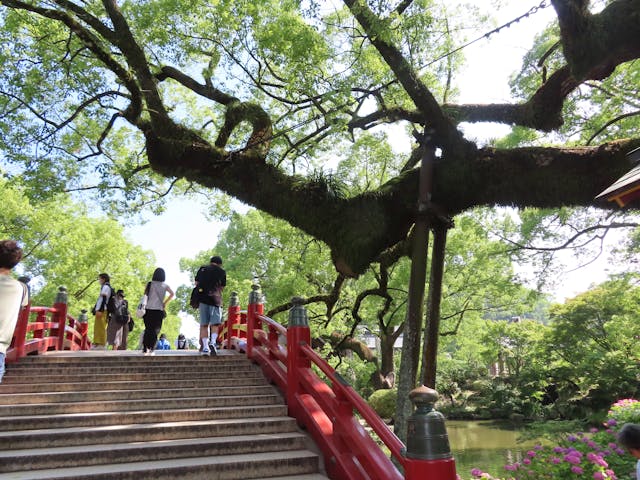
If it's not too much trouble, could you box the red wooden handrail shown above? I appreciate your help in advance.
[246,303,399,479]
[299,342,406,462]
[7,287,91,363]
[241,290,457,480]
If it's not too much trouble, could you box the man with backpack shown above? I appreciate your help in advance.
[194,256,226,356]
[91,273,113,350]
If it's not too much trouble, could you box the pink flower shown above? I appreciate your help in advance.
[587,452,608,467]
[470,468,483,477]
[571,466,584,474]
[564,454,581,465]
[526,450,536,457]
[522,458,531,465]
[593,472,605,480]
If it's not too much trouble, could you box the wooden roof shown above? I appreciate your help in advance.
[595,147,640,207]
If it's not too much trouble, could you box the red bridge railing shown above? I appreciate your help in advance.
[6,286,90,363]
[219,285,458,480]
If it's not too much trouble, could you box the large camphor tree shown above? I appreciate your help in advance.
[1,0,639,438]
[1,0,638,277]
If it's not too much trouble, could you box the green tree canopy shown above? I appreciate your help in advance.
[1,0,639,277]
[0,177,159,344]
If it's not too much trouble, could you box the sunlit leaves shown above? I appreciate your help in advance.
[0,176,155,314]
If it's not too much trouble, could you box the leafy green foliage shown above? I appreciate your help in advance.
[0,176,156,344]
[544,277,640,414]
[368,388,397,419]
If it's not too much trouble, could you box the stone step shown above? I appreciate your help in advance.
[0,378,268,396]
[0,416,299,450]
[1,370,262,384]
[0,393,281,416]
[0,404,288,430]
[0,379,274,405]
[10,353,244,366]
[0,433,309,473]
[1,353,329,479]
[3,363,258,376]
[0,449,320,479]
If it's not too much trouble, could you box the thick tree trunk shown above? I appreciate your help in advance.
[379,331,396,381]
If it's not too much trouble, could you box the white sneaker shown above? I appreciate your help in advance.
[201,349,210,356]
[210,343,218,356]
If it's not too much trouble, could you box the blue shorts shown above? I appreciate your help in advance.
[199,303,222,326]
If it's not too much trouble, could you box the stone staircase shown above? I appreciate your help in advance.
[0,352,328,480]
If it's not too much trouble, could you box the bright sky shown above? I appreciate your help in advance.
[125,200,229,338]
[124,1,615,327]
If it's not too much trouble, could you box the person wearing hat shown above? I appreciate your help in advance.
[194,255,226,356]
[106,289,130,350]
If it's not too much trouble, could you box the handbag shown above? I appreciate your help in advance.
[135,294,147,318]
[189,287,200,309]
[127,317,134,332]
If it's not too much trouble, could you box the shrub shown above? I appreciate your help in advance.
[467,398,638,480]
[367,388,397,420]
[608,398,640,426]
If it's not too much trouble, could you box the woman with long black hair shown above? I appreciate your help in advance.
[142,267,174,355]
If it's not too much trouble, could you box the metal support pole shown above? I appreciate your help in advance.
[396,130,436,443]
[422,226,448,388]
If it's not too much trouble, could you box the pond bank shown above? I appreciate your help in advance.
[447,420,545,479]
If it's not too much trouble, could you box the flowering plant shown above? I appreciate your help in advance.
[468,398,638,480]
[607,399,640,427]
[470,440,616,480]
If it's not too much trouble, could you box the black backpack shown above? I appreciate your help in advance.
[106,285,118,314]
[112,297,129,325]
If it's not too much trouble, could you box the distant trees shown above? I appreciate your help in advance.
[0,178,158,343]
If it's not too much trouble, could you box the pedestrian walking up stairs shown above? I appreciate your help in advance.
[0,352,329,480]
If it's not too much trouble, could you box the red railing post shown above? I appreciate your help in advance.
[77,309,90,350]
[225,291,241,349]
[11,300,31,360]
[246,284,263,360]
[403,385,457,480]
[286,297,311,419]
[54,286,69,351]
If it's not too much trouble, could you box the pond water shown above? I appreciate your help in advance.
[447,420,544,479]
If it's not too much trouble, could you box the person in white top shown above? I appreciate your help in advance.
[141,268,174,355]
[0,240,28,383]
